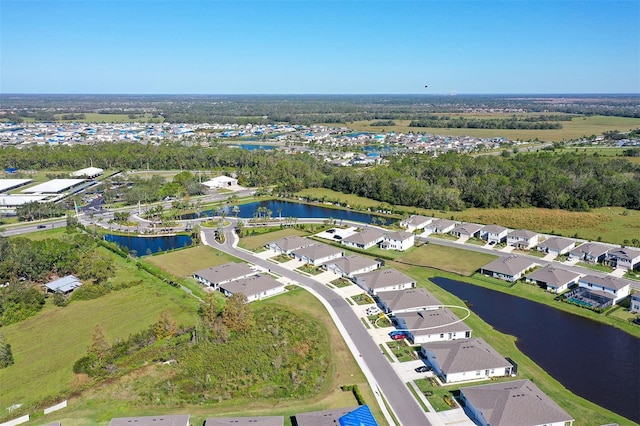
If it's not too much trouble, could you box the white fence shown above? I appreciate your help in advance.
[0,414,30,426]
[44,400,67,415]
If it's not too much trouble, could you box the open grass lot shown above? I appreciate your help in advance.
[237,227,311,251]
[39,287,386,426]
[396,244,497,276]
[296,188,395,211]
[347,115,640,141]
[0,254,199,419]
[144,245,240,278]
[53,113,163,123]
[385,265,636,425]
[446,206,640,246]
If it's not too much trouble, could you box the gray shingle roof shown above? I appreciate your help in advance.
[422,338,511,375]
[377,288,441,312]
[194,262,256,285]
[342,228,385,246]
[481,224,509,234]
[109,415,190,426]
[525,265,581,288]
[204,417,284,426]
[461,379,573,426]
[537,236,575,252]
[322,254,380,275]
[482,256,537,277]
[220,275,283,298]
[401,215,432,227]
[267,235,312,253]
[579,274,633,291]
[608,247,640,261]
[354,268,415,290]
[294,407,358,426]
[384,230,414,241]
[451,223,483,236]
[569,242,610,259]
[508,229,539,239]
[292,243,344,261]
[395,308,471,337]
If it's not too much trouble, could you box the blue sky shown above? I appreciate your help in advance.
[1,0,638,94]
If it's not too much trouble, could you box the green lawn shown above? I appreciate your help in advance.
[41,287,388,426]
[237,228,310,251]
[144,245,240,278]
[0,273,198,417]
[396,244,497,276]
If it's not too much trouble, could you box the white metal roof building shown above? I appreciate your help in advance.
[22,179,86,194]
[0,195,48,207]
[0,179,33,193]
[71,167,104,178]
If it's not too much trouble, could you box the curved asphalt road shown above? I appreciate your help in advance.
[206,220,431,426]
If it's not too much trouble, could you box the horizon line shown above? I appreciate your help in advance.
[1,92,639,97]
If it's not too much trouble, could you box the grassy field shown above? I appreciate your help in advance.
[296,188,640,246]
[385,264,637,425]
[237,228,311,251]
[144,245,240,278]
[53,113,163,123]
[44,287,385,426]
[396,244,497,276]
[0,254,199,418]
[347,115,640,141]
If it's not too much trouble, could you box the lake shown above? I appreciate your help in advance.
[182,200,394,225]
[431,277,640,423]
[104,234,192,255]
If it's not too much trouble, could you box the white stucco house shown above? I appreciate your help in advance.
[400,215,433,232]
[507,229,540,250]
[218,274,286,302]
[393,308,472,344]
[353,268,415,295]
[290,243,344,266]
[577,275,632,305]
[480,256,538,282]
[606,247,640,271]
[420,338,513,383]
[524,265,581,294]
[340,227,385,250]
[380,231,415,251]
[322,254,381,278]
[536,236,576,256]
[479,224,509,244]
[630,293,640,313]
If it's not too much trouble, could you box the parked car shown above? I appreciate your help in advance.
[488,241,496,245]
[390,333,407,340]
[366,306,380,315]
[415,366,431,373]
[333,235,342,240]
[37,225,47,229]
[326,229,335,234]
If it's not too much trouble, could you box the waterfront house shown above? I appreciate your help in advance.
[524,265,581,294]
[393,308,471,344]
[577,274,632,305]
[353,268,415,295]
[630,293,640,313]
[460,379,574,426]
[420,338,513,383]
[480,256,538,282]
[376,288,442,314]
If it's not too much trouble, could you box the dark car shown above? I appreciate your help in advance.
[326,229,335,234]
[37,225,47,229]
[415,366,431,373]
[333,235,342,240]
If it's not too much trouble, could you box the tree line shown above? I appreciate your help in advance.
[409,116,565,129]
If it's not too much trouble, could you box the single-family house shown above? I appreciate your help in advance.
[44,275,82,294]
[393,308,472,344]
[479,224,509,244]
[524,265,581,294]
[420,338,513,383]
[376,288,442,314]
[294,406,377,426]
[202,175,238,189]
[380,231,415,251]
[460,379,574,426]
[353,268,416,295]
[266,235,313,255]
[480,256,538,282]
[606,247,640,270]
[291,243,344,266]
[630,293,640,313]
[204,416,284,426]
[450,223,483,239]
[193,262,256,289]
[577,275,632,305]
[341,228,385,250]
[507,229,540,250]
[109,415,190,426]
[400,215,433,232]
[423,218,457,235]
[219,274,285,302]
[293,407,358,426]
[568,242,610,264]
[322,254,382,278]
[536,236,576,256]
